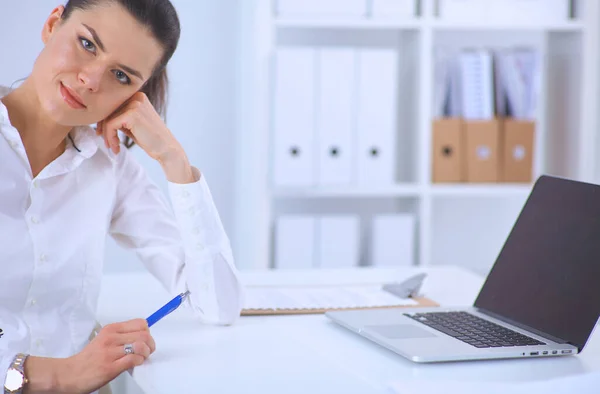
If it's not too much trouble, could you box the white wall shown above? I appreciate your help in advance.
[0,0,240,273]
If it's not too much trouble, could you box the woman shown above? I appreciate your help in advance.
[0,0,243,393]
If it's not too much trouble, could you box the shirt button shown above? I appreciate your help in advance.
[30,299,37,306]
[181,190,190,199]
[188,207,196,216]
[39,254,47,263]
[10,141,18,148]
[33,180,40,188]
[35,339,43,347]
[192,227,200,235]
[30,216,39,224]
[196,243,204,251]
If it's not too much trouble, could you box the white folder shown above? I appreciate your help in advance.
[459,50,494,120]
[317,48,356,186]
[356,49,399,185]
[371,214,415,267]
[316,215,360,269]
[275,215,316,270]
[371,0,416,19]
[272,48,317,187]
[276,0,367,18]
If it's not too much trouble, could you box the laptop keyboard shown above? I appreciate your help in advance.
[404,311,546,348]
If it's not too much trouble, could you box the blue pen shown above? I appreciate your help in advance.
[146,290,191,327]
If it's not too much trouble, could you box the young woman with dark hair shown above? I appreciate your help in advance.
[0,1,242,393]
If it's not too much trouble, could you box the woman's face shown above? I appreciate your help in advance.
[31,4,164,126]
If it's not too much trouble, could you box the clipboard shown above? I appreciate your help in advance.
[241,296,439,316]
[241,274,439,316]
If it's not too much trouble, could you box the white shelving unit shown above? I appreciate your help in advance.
[235,0,600,275]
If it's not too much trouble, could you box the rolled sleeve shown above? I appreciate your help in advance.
[167,169,243,324]
[110,150,243,325]
[168,169,229,256]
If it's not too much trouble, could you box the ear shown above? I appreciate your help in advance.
[42,6,65,44]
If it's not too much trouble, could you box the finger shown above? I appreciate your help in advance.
[106,96,142,124]
[104,121,119,154]
[100,121,110,149]
[105,115,133,155]
[114,341,152,360]
[146,333,156,354]
[109,318,149,334]
[102,123,110,149]
[122,130,137,147]
[107,342,149,362]
[114,354,145,373]
[121,128,135,140]
[117,331,155,353]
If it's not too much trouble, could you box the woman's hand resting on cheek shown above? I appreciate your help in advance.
[96,92,195,184]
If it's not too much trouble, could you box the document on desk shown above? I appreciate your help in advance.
[244,285,418,311]
[388,371,600,394]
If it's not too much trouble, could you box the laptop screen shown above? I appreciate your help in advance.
[474,176,600,350]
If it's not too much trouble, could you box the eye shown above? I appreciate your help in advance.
[113,70,131,85]
[79,37,96,53]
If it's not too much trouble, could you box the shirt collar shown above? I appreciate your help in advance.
[0,85,99,160]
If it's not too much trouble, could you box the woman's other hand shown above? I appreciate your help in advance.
[60,318,155,393]
[97,92,195,184]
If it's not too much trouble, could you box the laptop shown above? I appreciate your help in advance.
[326,175,600,363]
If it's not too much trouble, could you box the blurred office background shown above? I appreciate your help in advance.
[1,0,599,277]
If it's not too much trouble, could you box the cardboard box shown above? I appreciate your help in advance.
[464,119,501,183]
[432,118,464,183]
[502,119,535,183]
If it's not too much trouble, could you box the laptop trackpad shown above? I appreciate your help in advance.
[365,324,438,339]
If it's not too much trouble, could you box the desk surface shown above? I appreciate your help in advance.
[96,266,600,394]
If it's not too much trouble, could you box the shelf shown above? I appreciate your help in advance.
[272,184,535,198]
[274,18,584,32]
[272,184,421,198]
[236,1,599,272]
[431,20,584,32]
[274,18,421,30]
[430,184,534,197]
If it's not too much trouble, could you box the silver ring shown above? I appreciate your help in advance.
[124,343,134,355]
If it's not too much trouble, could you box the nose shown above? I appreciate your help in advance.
[78,64,103,92]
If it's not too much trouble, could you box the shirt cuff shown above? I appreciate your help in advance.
[167,168,232,321]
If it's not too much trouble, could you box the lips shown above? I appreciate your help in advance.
[60,83,86,109]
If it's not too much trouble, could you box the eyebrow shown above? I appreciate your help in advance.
[82,23,144,80]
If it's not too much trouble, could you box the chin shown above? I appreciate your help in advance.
[39,97,91,127]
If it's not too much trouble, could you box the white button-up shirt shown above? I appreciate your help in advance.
[0,86,243,387]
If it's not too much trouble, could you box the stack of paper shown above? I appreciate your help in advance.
[433,47,541,120]
[244,285,418,311]
[496,49,541,120]
[433,48,452,118]
[459,50,495,120]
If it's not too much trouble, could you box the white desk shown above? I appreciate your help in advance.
[96,266,600,394]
